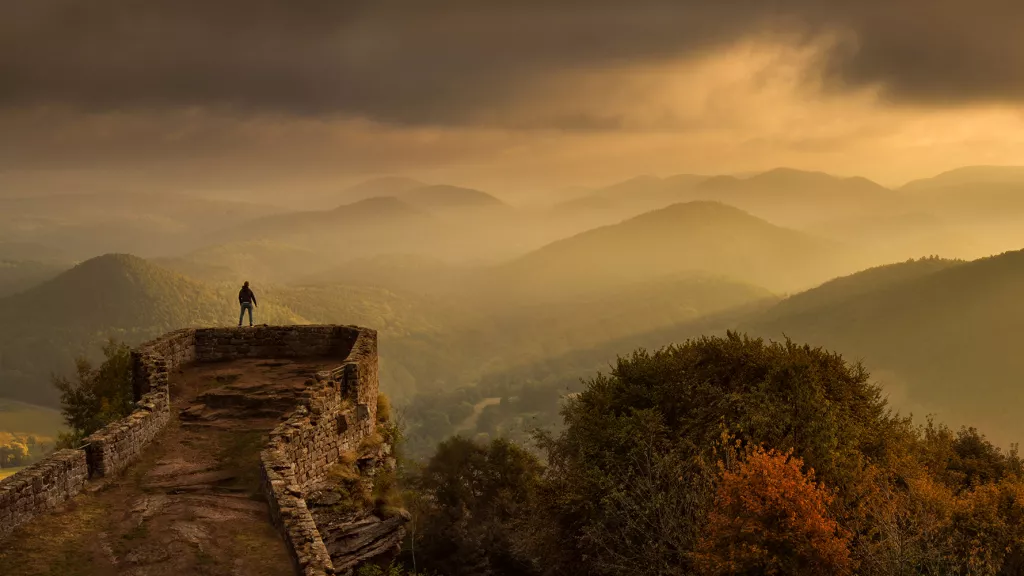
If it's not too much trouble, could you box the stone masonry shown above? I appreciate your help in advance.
[260,328,386,576]
[0,324,401,576]
[0,450,88,541]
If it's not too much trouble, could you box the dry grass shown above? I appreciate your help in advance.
[372,466,403,513]
[339,449,358,467]
[359,432,384,455]
[325,460,373,513]
[376,393,392,423]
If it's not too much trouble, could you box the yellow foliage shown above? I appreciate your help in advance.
[360,433,384,454]
[376,393,392,423]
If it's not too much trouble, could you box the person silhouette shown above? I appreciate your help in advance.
[238,281,257,327]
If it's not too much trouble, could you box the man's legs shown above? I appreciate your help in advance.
[239,304,245,327]
[247,303,253,326]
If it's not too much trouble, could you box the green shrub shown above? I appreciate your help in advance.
[52,339,133,446]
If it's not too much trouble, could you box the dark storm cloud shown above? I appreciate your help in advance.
[1,0,1022,124]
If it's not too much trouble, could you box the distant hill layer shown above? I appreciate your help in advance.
[552,168,895,230]
[0,192,283,259]
[744,250,1024,445]
[901,166,1024,192]
[0,249,777,412]
[338,176,426,203]
[155,241,327,285]
[0,242,69,264]
[202,196,434,253]
[754,257,965,322]
[0,254,435,407]
[491,201,855,298]
[0,261,67,298]
[399,185,507,211]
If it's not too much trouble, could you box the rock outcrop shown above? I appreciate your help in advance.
[306,444,409,574]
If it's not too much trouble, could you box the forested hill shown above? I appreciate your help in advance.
[745,249,1024,444]
[0,254,434,407]
[486,201,854,299]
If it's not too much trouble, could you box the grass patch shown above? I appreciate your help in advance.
[324,459,372,514]
[372,466,403,513]
[377,393,392,423]
[339,449,358,467]
[359,432,384,455]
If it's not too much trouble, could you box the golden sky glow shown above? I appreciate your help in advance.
[2,3,1024,201]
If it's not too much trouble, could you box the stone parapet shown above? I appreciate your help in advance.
[0,449,88,540]
[194,325,360,363]
[260,328,388,575]
[83,386,171,478]
[0,323,390,570]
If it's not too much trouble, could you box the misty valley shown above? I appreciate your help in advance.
[7,166,1024,574]
[10,0,1024,572]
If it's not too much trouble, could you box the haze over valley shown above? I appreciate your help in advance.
[6,166,1024,452]
[7,2,1024,572]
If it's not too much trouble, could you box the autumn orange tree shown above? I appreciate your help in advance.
[696,446,853,576]
[520,332,896,576]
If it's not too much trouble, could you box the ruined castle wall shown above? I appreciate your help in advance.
[131,328,196,398]
[194,326,359,363]
[85,329,195,478]
[0,330,198,541]
[83,386,171,479]
[0,324,383,562]
[85,326,364,481]
[261,328,380,575]
[0,450,88,541]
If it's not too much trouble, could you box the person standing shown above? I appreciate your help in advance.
[238,281,257,327]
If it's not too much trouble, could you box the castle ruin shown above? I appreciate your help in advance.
[0,325,406,576]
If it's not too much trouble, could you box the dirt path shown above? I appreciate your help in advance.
[0,358,336,576]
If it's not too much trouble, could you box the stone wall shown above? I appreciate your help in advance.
[86,326,366,481]
[0,450,88,540]
[83,386,171,479]
[0,328,196,540]
[131,328,196,399]
[194,326,359,364]
[261,328,384,576]
[86,329,195,478]
[0,324,390,568]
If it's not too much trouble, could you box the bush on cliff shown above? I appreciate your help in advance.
[52,339,133,448]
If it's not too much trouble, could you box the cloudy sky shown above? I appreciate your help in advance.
[2,0,1023,201]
